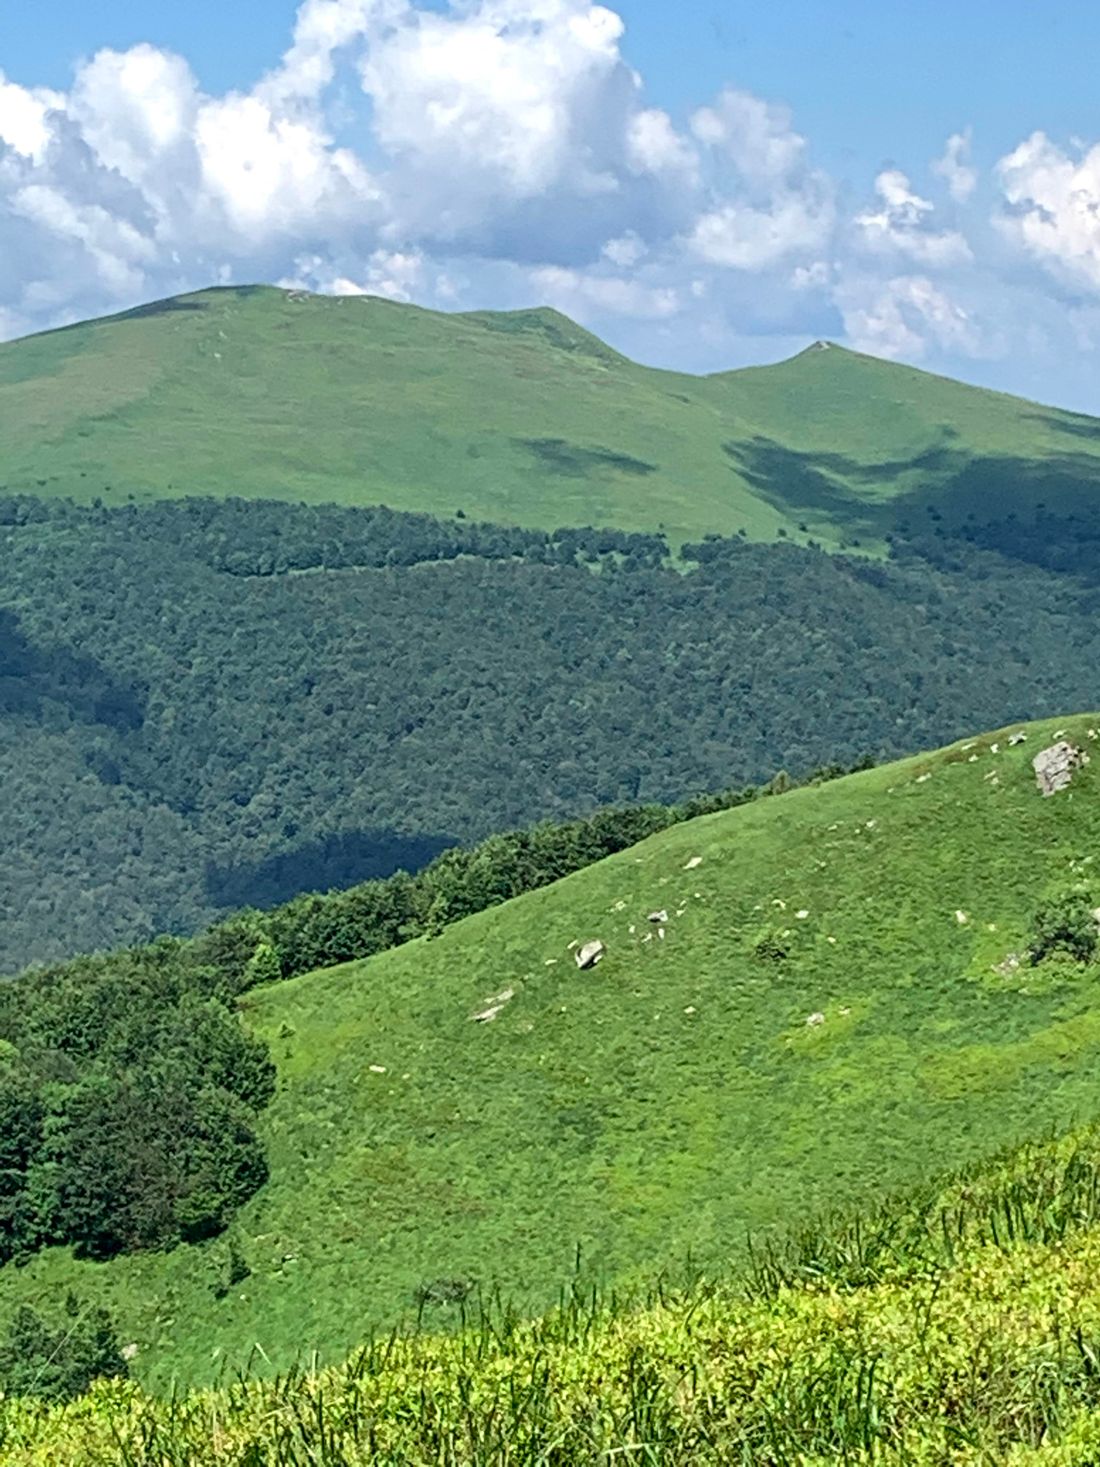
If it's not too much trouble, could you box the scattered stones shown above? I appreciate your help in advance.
[684,1005,696,1015]
[839,1006,851,1017]
[369,1064,387,1074]
[968,754,979,763]
[806,1012,825,1027]
[648,909,668,923]
[121,1343,139,1362]
[990,742,1000,754]
[1008,731,1027,746]
[916,772,932,783]
[683,855,703,870]
[544,958,557,965]
[955,910,969,925]
[795,909,810,920]
[657,927,666,940]
[575,939,606,970]
[1033,741,1090,797]
[992,952,1023,977]
[471,986,515,1023]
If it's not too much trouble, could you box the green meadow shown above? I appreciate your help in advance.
[8,714,1100,1395]
[3,285,1099,545]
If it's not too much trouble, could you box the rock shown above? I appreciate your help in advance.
[1008,732,1027,746]
[683,855,703,870]
[648,909,668,923]
[121,1343,139,1361]
[1033,741,1090,796]
[369,1064,387,1074]
[575,940,605,970]
[955,910,969,925]
[471,986,515,1022]
[806,1012,825,1026]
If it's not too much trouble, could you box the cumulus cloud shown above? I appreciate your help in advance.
[933,130,977,203]
[3,0,1100,397]
[996,131,1100,292]
[836,274,979,360]
[855,168,972,266]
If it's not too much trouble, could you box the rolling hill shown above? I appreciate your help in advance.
[4,284,1100,547]
[8,712,1100,1391]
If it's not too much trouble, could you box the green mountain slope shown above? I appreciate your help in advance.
[4,286,1100,546]
[9,1131,1100,1463]
[8,713,1100,1387]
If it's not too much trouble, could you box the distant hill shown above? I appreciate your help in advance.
[9,713,1100,1387]
[4,285,1100,547]
[4,498,1100,972]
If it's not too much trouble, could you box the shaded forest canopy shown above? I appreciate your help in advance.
[1,492,1099,971]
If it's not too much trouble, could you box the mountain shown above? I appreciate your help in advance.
[4,285,1100,548]
[7,712,1100,1389]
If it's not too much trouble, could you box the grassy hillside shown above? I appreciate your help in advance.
[8,713,1100,1389]
[7,1130,1100,1463]
[3,286,1100,546]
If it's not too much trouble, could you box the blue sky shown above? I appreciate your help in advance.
[5,0,1100,407]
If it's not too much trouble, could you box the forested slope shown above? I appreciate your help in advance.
[3,496,1099,970]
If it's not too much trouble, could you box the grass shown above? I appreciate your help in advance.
[10,1130,1100,1461]
[6,714,1100,1392]
[3,286,1100,547]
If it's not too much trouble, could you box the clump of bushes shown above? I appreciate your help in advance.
[1028,888,1099,966]
[0,1295,127,1402]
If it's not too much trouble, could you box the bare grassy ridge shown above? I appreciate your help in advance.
[7,1130,1100,1462]
[4,285,1100,548]
[8,715,1100,1400]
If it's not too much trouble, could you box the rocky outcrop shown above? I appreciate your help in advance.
[1033,741,1090,797]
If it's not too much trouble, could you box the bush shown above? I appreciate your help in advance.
[1028,889,1099,966]
[0,1295,127,1401]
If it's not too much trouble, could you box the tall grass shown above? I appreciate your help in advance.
[9,1130,1100,1463]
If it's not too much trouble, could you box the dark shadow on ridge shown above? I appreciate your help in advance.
[517,438,657,477]
[205,827,458,911]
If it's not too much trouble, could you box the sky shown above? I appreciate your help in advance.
[4,1,1100,408]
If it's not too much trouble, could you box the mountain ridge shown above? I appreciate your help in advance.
[5,283,1100,548]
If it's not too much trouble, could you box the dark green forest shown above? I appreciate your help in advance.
[1,494,1098,973]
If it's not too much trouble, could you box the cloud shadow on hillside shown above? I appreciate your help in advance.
[205,826,458,911]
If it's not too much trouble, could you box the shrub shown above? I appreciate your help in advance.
[0,1295,127,1401]
[1028,888,1099,966]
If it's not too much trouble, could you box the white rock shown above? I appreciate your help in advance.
[575,940,606,970]
[955,910,969,925]
[795,909,810,919]
[648,909,668,923]
[369,1064,387,1074]
[806,1012,825,1027]
[683,856,703,870]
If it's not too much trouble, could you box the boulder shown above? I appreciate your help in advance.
[648,909,668,923]
[1033,741,1090,797]
[575,940,605,970]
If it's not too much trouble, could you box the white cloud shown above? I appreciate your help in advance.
[691,89,804,185]
[626,108,696,176]
[531,263,679,318]
[837,274,978,360]
[2,0,1100,399]
[996,131,1100,291]
[855,168,972,266]
[602,231,646,267]
[688,192,832,270]
[284,246,425,299]
[0,73,61,163]
[933,130,977,203]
